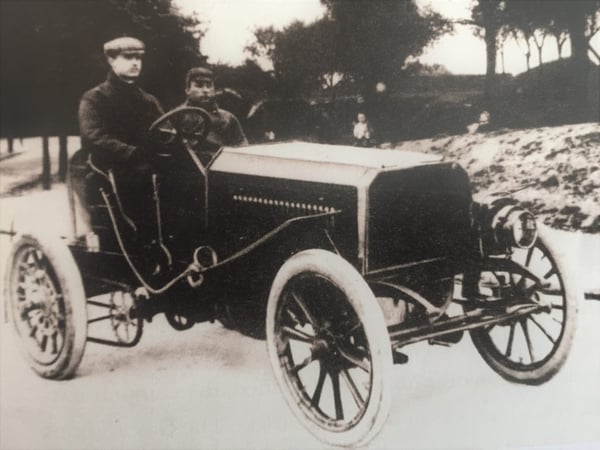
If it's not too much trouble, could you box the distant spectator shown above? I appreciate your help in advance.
[353,113,375,147]
[466,110,491,134]
[478,110,491,131]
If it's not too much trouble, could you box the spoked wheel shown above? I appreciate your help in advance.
[470,226,578,385]
[109,290,143,345]
[266,250,393,447]
[4,233,87,379]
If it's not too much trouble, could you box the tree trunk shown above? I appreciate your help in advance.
[568,13,588,63]
[484,24,498,104]
[566,9,590,122]
[537,46,543,65]
[42,136,51,190]
[8,137,14,154]
[557,37,563,58]
[589,43,600,64]
[526,51,531,71]
[58,135,68,182]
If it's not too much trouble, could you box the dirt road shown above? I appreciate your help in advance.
[1,299,599,449]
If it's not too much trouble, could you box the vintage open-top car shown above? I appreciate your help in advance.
[4,107,578,447]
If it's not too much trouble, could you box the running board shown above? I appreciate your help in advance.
[389,304,542,348]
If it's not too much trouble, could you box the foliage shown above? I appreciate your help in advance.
[246,19,341,98]
[211,60,277,102]
[470,0,599,109]
[471,0,506,90]
[0,0,203,137]
[247,0,451,98]
[245,26,278,63]
[500,0,600,65]
[403,62,451,77]
[322,0,451,87]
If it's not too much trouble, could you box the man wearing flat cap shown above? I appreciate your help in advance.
[183,66,248,148]
[79,36,164,170]
[78,36,164,252]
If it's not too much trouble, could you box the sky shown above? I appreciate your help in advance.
[174,0,598,75]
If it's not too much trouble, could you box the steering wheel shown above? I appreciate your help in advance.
[149,106,212,146]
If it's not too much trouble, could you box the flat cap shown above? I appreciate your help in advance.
[186,67,215,86]
[103,37,145,57]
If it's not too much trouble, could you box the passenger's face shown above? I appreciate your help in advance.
[109,53,142,81]
[186,79,216,105]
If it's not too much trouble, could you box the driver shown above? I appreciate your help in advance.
[182,67,248,148]
[78,36,164,265]
[78,36,164,173]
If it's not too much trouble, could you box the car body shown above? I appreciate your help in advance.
[4,107,578,447]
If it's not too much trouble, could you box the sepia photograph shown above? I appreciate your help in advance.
[0,0,599,449]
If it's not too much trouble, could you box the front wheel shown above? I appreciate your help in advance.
[4,233,88,379]
[266,249,393,447]
[470,225,578,385]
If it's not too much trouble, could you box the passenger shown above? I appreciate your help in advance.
[182,67,248,148]
[78,36,164,259]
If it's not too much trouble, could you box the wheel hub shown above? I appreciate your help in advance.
[311,338,330,356]
[310,329,352,371]
[20,270,63,337]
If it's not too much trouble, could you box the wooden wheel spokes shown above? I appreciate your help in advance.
[276,279,372,430]
[13,245,66,365]
[266,250,393,446]
[8,233,88,379]
[109,291,143,344]
[496,310,564,366]
[479,237,568,370]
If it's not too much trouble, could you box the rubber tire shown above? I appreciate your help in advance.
[470,225,578,385]
[266,249,393,447]
[5,232,88,379]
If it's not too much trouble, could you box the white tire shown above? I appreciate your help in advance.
[266,249,393,447]
[4,232,87,379]
[470,225,578,384]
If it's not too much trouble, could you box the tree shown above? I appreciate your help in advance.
[510,27,534,71]
[0,0,203,139]
[587,6,600,40]
[245,26,277,64]
[212,60,277,101]
[321,0,451,90]
[1,0,203,185]
[534,0,599,63]
[247,0,450,99]
[471,1,506,100]
[547,17,569,58]
[502,1,542,70]
[248,19,342,98]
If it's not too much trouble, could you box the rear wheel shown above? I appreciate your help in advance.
[5,233,87,379]
[470,226,577,384]
[266,250,393,447]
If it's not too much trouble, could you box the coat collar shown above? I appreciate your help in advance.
[105,70,140,94]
